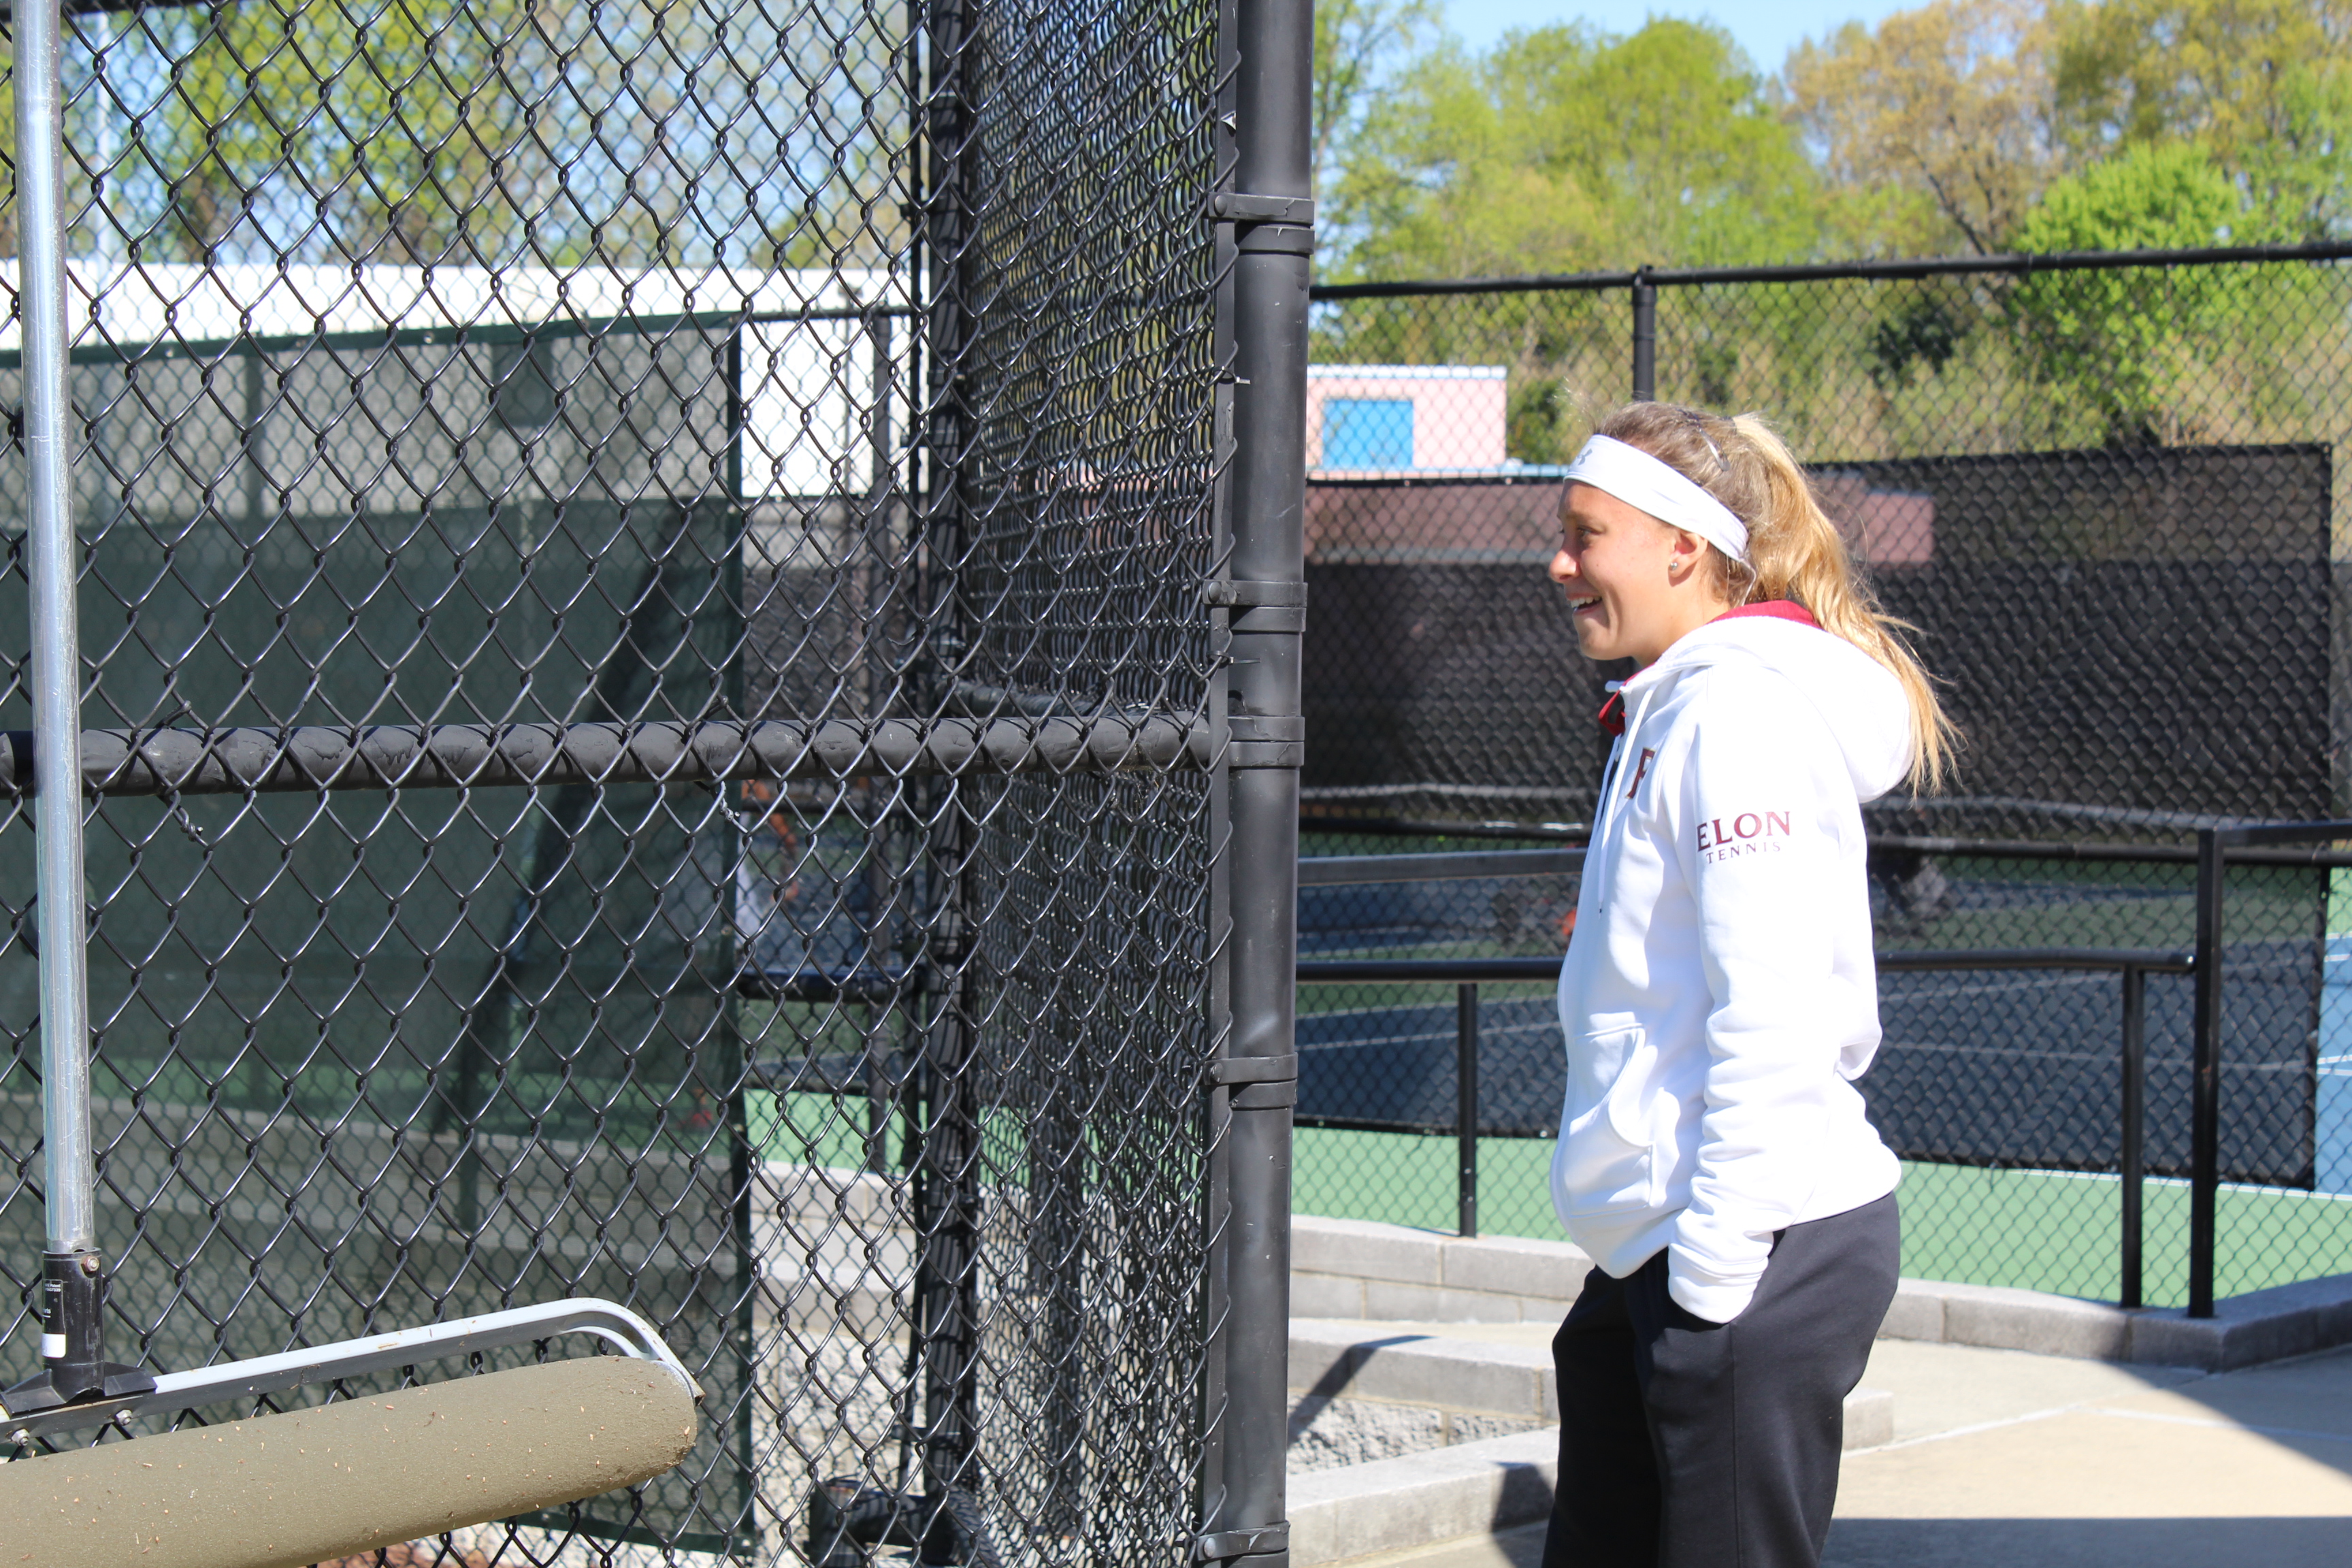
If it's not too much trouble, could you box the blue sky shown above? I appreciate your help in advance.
[1443,0,1920,73]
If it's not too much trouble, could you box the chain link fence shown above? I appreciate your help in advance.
[1296,248,2352,1311]
[0,0,1309,1557]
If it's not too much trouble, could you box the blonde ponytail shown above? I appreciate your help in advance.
[1595,402,1959,793]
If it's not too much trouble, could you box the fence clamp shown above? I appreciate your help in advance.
[1210,191,1315,257]
[1208,1052,1297,1109]
[1195,1522,1291,1561]
[1208,192,1312,225]
[1222,715,1305,772]
[1202,578,1307,633]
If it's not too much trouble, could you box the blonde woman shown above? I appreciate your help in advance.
[1542,402,1954,1568]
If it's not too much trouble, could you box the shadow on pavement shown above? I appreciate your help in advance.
[1825,1516,2352,1568]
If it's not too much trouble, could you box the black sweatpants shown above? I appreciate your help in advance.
[1541,1192,1899,1568]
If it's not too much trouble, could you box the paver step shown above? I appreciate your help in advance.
[1285,1317,1894,1563]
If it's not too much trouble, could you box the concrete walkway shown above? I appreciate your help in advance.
[1325,1335,2352,1568]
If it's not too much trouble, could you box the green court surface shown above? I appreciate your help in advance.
[1294,1126,2352,1310]
[751,1079,2352,1311]
[753,1084,2352,1310]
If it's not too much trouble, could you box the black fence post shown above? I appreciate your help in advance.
[1456,983,1479,1238]
[2189,830,2225,1318]
[1631,267,1656,402]
[1205,0,1310,1558]
[917,0,986,1539]
[2119,962,2146,1310]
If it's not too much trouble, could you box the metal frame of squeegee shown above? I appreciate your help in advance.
[3,1297,703,1444]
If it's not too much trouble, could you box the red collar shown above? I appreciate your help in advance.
[1713,600,1820,629]
[1595,602,1818,734]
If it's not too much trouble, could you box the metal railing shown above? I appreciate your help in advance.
[1299,830,2352,1318]
[1308,239,2352,406]
[2188,821,2352,1315]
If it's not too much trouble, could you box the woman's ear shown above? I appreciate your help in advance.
[1667,527,1708,581]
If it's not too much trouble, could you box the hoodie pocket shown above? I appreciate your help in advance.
[1553,1027,1662,1220]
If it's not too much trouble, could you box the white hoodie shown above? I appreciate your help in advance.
[1552,604,1906,1324]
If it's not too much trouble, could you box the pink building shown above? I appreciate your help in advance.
[1307,365,1507,473]
[1812,471,1936,565]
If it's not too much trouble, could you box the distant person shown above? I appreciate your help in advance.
[1542,402,1955,1568]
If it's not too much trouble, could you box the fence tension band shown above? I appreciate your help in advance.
[1203,578,1308,633]
[1209,1053,1298,1109]
[1225,716,1305,771]
[1196,1522,1290,1561]
[1212,580,1307,766]
[1211,192,1313,257]
[1208,192,1311,225]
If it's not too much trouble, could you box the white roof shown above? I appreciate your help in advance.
[0,261,906,351]
[1307,364,1506,380]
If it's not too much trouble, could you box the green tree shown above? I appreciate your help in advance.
[1323,18,1822,282]
[2008,141,2295,441]
[94,0,904,270]
[2051,0,2352,238]
[1786,0,2058,255]
[1313,0,1439,206]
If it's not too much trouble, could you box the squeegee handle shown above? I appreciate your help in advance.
[2,0,159,1427]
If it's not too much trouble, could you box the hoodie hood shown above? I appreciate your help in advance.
[1622,609,1914,804]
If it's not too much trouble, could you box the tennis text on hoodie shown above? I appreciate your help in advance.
[1695,811,1794,860]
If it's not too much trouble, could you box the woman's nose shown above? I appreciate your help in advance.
[1549,549,1576,585]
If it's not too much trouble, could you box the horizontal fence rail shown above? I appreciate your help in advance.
[1297,847,1586,885]
[1305,815,2352,870]
[1309,239,2352,300]
[0,716,1216,795]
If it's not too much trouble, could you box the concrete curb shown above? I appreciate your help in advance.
[1293,1217,1590,1325]
[1296,1215,2352,1371]
[1286,1391,1893,1566]
[1292,1320,1556,1420]
[1880,1272,2352,1371]
[1289,1426,1558,1567]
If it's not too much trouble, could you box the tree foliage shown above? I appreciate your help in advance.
[1313,0,1438,206]
[1786,0,2056,255]
[13,0,908,270]
[1320,19,1821,281]
[2008,141,2298,440]
[2050,0,2352,238]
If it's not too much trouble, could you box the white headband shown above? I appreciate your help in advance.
[1562,434,1749,563]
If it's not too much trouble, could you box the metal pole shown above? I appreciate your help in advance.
[2119,963,2146,1310]
[915,0,985,1542]
[4,0,152,1417]
[1456,983,1478,1238]
[2189,831,2225,1318]
[1203,0,1309,1556]
[18,0,90,1264]
[1630,267,1656,403]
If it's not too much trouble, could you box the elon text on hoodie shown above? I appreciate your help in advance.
[1552,606,1907,1324]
